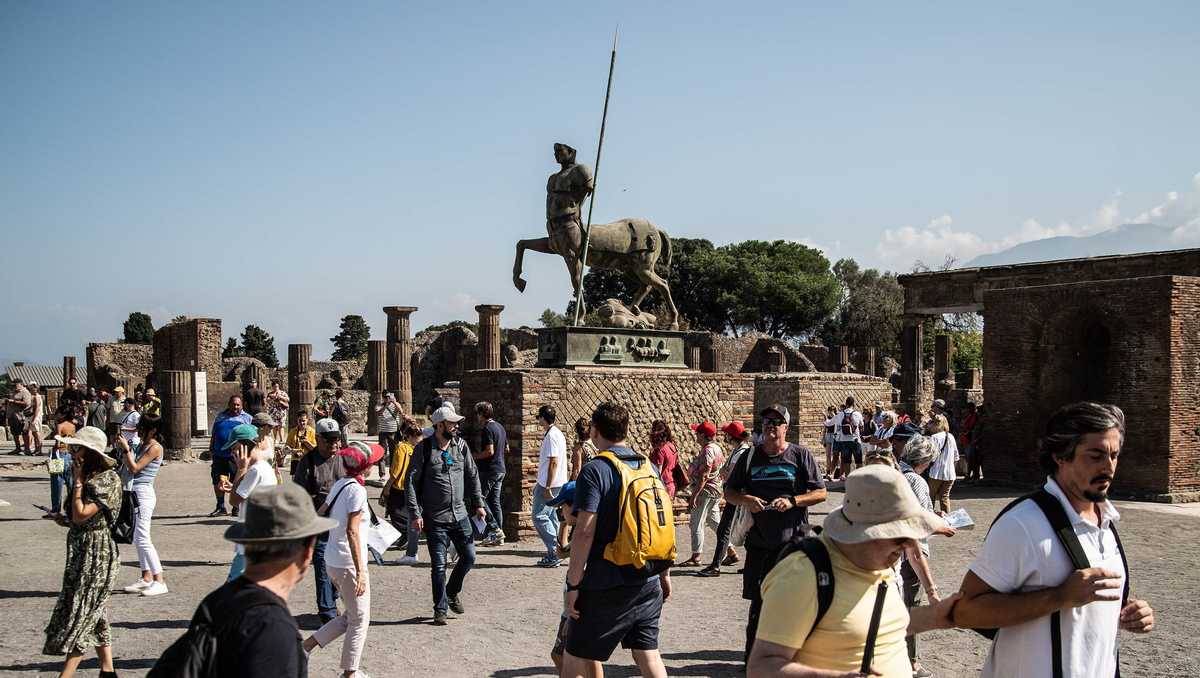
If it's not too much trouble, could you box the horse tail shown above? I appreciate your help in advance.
[659,227,672,273]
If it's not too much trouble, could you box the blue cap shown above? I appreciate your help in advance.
[547,481,576,507]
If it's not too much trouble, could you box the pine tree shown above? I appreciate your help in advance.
[222,338,243,359]
[330,315,370,361]
[240,325,279,367]
[122,312,155,344]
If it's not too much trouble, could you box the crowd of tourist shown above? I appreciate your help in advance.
[21,377,1156,678]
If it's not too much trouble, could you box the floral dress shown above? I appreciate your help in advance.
[268,389,290,430]
[43,469,122,655]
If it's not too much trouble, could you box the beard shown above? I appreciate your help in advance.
[1083,488,1108,502]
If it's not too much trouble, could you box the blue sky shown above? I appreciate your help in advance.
[3,2,1198,364]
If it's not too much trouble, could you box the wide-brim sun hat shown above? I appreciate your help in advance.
[822,465,947,544]
[55,426,116,467]
[224,482,337,544]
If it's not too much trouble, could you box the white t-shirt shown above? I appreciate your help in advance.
[120,410,141,447]
[970,477,1125,678]
[833,409,863,442]
[324,478,369,570]
[233,460,279,555]
[537,425,568,488]
[927,431,959,481]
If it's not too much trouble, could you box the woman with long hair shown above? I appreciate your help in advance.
[118,415,167,596]
[569,417,597,480]
[267,380,290,444]
[647,420,681,499]
[28,382,45,454]
[926,414,960,513]
[43,426,122,678]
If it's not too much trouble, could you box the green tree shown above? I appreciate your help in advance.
[716,240,840,338]
[122,312,155,344]
[539,309,568,328]
[951,330,983,372]
[241,325,279,367]
[330,315,371,361]
[819,259,905,358]
[221,338,243,359]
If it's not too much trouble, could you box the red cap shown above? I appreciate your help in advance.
[721,421,749,439]
[689,421,717,438]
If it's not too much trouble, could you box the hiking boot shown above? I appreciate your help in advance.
[433,610,448,625]
[697,566,721,578]
[208,507,228,517]
[448,595,465,614]
[230,506,240,518]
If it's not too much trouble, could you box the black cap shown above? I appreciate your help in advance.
[892,422,921,440]
[759,404,791,426]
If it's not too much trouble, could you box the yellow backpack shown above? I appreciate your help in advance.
[597,450,677,575]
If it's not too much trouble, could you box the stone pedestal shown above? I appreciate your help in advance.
[384,306,418,415]
[475,305,504,370]
[366,340,387,435]
[62,356,77,387]
[536,327,689,370]
[163,370,194,460]
[288,344,314,427]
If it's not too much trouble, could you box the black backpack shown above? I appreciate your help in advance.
[975,489,1129,678]
[148,585,282,678]
[839,410,856,436]
[767,535,836,638]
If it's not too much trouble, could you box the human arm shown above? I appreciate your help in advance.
[69,465,104,525]
[951,568,1123,629]
[748,639,879,677]
[724,451,767,513]
[406,444,425,530]
[227,447,258,506]
[544,454,560,499]
[473,425,495,461]
[563,509,596,620]
[463,446,486,517]
[124,440,163,475]
[906,592,962,635]
[903,545,940,603]
[770,449,828,512]
[569,443,583,479]
[345,502,367,595]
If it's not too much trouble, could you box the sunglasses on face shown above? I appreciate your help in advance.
[765,419,786,428]
[440,450,455,470]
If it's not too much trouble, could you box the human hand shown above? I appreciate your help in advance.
[543,487,554,500]
[1057,568,1123,607]
[218,478,234,493]
[770,497,792,512]
[476,507,486,520]
[233,445,252,471]
[926,591,961,630]
[355,572,367,597]
[565,589,580,620]
[745,496,767,514]
[1119,598,1154,633]
[412,516,424,532]
[933,524,957,538]
[660,573,672,602]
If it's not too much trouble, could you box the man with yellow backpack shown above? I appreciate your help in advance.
[560,401,675,678]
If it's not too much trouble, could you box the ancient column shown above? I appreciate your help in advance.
[287,344,314,426]
[766,346,786,373]
[62,356,77,388]
[934,334,956,403]
[856,347,877,377]
[686,345,702,371]
[475,305,505,370]
[837,346,850,373]
[900,318,925,417]
[162,370,193,461]
[383,306,418,415]
[366,339,387,435]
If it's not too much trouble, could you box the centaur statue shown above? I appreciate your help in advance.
[512,142,680,330]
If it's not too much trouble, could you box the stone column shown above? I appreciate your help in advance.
[62,356,77,388]
[366,339,387,435]
[162,370,193,461]
[383,306,418,415]
[856,347,877,377]
[900,318,925,417]
[934,334,956,402]
[686,345,702,371]
[837,346,850,373]
[288,344,314,427]
[766,346,786,373]
[475,305,504,370]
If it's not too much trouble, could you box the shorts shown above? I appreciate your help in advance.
[7,415,26,437]
[833,440,862,465]
[211,457,236,485]
[565,579,663,661]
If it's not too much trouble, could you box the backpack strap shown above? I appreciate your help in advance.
[794,538,835,636]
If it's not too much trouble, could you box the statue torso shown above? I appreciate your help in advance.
[546,163,594,221]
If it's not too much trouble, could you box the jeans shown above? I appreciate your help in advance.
[689,491,722,559]
[313,532,340,619]
[532,484,562,559]
[378,432,397,469]
[707,503,738,569]
[49,450,72,514]
[481,472,505,535]
[426,517,476,613]
[132,484,162,575]
[314,565,370,672]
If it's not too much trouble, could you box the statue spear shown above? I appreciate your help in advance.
[572,28,618,327]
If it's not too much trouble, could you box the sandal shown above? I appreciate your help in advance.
[722,553,740,566]
[676,558,702,567]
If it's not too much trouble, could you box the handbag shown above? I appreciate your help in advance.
[729,445,758,547]
[47,451,65,475]
[365,501,402,554]
[97,488,136,545]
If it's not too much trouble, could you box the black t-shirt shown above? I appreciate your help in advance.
[725,443,825,550]
[478,419,507,478]
[203,577,306,678]
[244,388,266,415]
[59,387,85,412]
[572,445,659,591]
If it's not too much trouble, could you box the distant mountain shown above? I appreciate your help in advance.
[964,223,1188,268]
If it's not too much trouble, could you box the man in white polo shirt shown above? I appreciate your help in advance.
[952,401,1154,678]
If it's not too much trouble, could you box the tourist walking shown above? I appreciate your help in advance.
[287,410,317,475]
[473,401,508,546]
[375,391,402,475]
[267,380,289,444]
[150,483,336,678]
[832,396,863,480]
[698,421,752,577]
[45,422,74,521]
[292,417,346,623]
[821,405,836,479]
[28,382,45,454]
[406,405,486,624]
[105,385,126,447]
[926,414,959,513]
[243,378,266,416]
[221,423,279,581]
[748,465,959,676]
[140,388,162,417]
[382,417,423,564]
[952,401,1155,678]
[117,397,141,450]
[304,442,384,678]
[647,420,681,499]
[570,417,597,480]
[679,421,724,567]
[560,401,674,678]
[332,388,351,446]
[250,411,280,470]
[43,426,122,678]
[86,389,109,431]
[6,379,32,454]
[724,404,826,667]
[208,395,252,517]
[532,404,568,567]
[117,416,168,597]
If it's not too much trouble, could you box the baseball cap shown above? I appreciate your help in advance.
[891,422,921,440]
[689,421,717,438]
[222,423,260,450]
[760,404,791,426]
[315,418,340,436]
[721,421,749,439]
[251,412,278,427]
[932,399,947,409]
[431,405,465,424]
[547,481,576,507]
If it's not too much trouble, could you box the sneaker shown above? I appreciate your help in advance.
[481,533,505,547]
[697,566,721,578]
[394,555,419,565]
[230,506,240,518]
[208,507,228,517]
[123,579,152,593]
[722,553,741,566]
[141,581,169,597]
[448,595,465,614]
[433,610,448,625]
[536,556,562,568]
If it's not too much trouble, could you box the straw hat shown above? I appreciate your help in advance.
[224,483,337,544]
[822,465,946,544]
[54,426,116,467]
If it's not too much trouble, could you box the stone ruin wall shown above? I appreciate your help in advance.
[754,372,897,462]
[86,342,153,390]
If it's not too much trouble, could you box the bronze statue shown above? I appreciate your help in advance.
[513,143,679,330]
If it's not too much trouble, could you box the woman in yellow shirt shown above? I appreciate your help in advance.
[381,418,424,565]
[286,411,317,476]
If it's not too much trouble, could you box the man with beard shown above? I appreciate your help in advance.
[952,401,1155,678]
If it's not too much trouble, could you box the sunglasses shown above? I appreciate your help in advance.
[764,418,786,428]
[440,450,455,471]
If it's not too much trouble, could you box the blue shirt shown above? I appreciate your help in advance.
[478,419,507,478]
[211,411,252,459]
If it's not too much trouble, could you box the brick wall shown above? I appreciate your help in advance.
[86,342,153,390]
[983,276,1184,497]
[754,373,896,455]
[152,318,222,378]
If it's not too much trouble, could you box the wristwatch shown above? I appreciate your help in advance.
[566,581,583,592]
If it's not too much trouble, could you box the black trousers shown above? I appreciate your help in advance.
[741,544,775,665]
[707,503,738,569]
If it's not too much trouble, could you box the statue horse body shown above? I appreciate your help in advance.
[513,217,680,330]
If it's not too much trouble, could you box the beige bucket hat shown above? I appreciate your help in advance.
[54,426,116,467]
[822,465,946,543]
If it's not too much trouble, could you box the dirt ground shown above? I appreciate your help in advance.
[0,460,1197,678]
